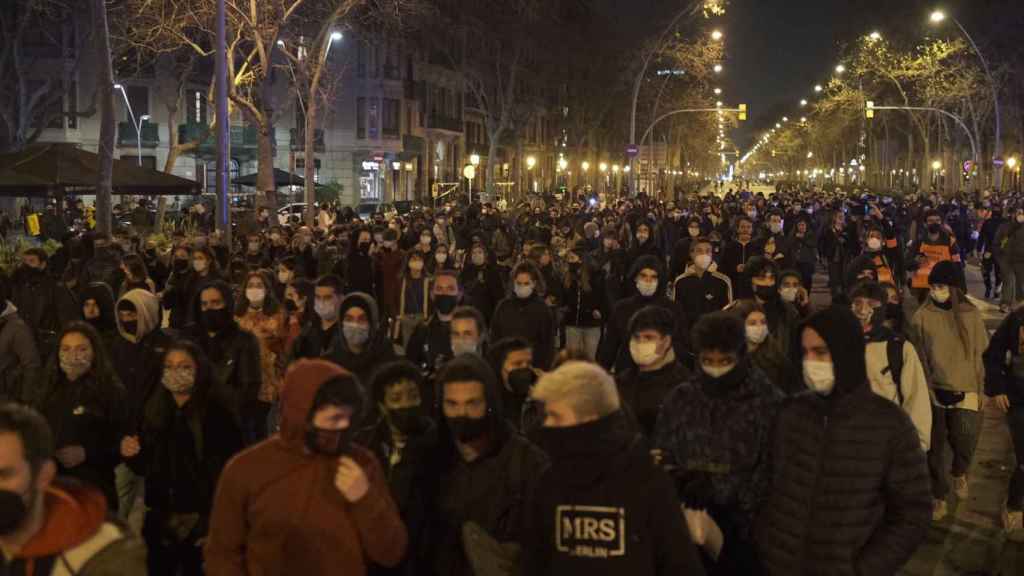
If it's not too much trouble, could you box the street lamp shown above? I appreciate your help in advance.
[323,31,344,61]
[835,64,846,74]
[930,8,1003,189]
[814,84,823,93]
[470,153,480,166]
[713,64,723,73]
[932,160,942,170]
[391,161,401,201]
[713,87,722,95]
[113,83,149,166]
[868,31,882,41]
[711,29,723,41]
[800,99,808,107]
[526,156,536,170]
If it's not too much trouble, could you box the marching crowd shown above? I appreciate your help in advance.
[0,183,1022,575]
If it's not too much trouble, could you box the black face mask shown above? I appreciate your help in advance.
[0,489,30,536]
[885,302,903,321]
[358,242,370,254]
[173,259,189,273]
[507,368,537,396]
[388,406,432,436]
[201,308,231,333]
[447,415,489,443]
[304,425,354,457]
[121,320,138,336]
[434,294,458,316]
[285,299,299,313]
[754,284,777,301]
[927,222,941,234]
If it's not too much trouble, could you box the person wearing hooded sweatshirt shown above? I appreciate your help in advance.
[0,403,147,575]
[0,275,41,404]
[80,282,119,357]
[34,322,127,510]
[614,306,691,439]
[523,361,706,576]
[983,302,1024,536]
[328,292,398,387]
[423,354,548,576]
[120,340,243,576]
[356,360,437,576]
[756,306,931,576]
[10,247,80,360]
[490,261,555,370]
[598,255,687,373]
[673,236,733,328]
[908,260,988,521]
[185,279,263,445]
[655,312,783,574]
[746,256,800,360]
[205,359,408,575]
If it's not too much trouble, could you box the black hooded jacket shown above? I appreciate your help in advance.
[326,292,397,386]
[755,306,931,576]
[597,256,688,372]
[522,411,706,576]
[423,354,548,576]
[490,291,555,370]
[183,279,262,432]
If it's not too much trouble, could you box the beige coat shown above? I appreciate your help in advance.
[865,340,932,451]
[908,300,988,402]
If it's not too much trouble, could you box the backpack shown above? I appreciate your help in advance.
[883,336,905,406]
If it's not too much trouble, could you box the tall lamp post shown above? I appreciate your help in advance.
[931,10,1002,189]
[525,155,536,194]
[113,84,150,166]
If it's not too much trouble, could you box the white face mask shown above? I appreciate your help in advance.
[702,363,735,379]
[637,233,649,243]
[769,222,783,234]
[694,254,712,270]
[514,284,534,299]
[629,339,661,366]
[745,324,769,345]
[435,253,447,264]
[867,237,882,250]
[636,279,658,297]
[451,338,478,356]
[803,360,836,395]
[245,287,266,305]
[930,287,950,304]
[780,287,798,303]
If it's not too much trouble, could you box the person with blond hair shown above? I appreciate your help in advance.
[522,361,705,576]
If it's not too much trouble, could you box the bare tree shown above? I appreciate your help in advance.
[91,0,115,234]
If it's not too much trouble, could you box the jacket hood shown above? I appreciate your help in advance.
[18,479,107,559]
[81,282,116,332]
[190,278,236,328]
[433,353,507,447]
[116,288,160,343]
[279,359,353,448]
[800,305,868,396]
[628,254,667,294]
[339,292,380,340]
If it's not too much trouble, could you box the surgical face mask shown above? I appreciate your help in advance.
[343,322,370,346]
[636,279,658,297]
[927,222,941,235]
[702,363,735,379]
[471,253,486,266]
[514,283,534,299]
[780,286,798,302]
[636,233,649,243]
[435,252,448,264]
[305,425,354,457]
[420,235,432,245]
[867,237,882,251]
[387,406,431,436]
[769,222,783,234]
[745,324,769,345]
[315,299,338,322]
[803,360,835,395]
[930,287,950,304]
[629,339,661,366]
[753,283,776,301]
[694,254,712,270]
[60,349,93,381]
[507,368,537,396]
[193,259,208,273]
[451,338,478,356]
[162,367,195,394]
[246,287,266,305]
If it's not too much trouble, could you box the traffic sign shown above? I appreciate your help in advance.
[626,145,639,157]
[963,160,974,173]
[738,104,747,121]
[865,101,875,119]
[994,157,1006,167]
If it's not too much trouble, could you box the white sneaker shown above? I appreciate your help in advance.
[932,499,948,522]
[952,475,969,500]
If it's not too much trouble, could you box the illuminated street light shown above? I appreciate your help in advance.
[714,64,723,73]
[1008,157,1018,169]
[470,153,480,166]
[599,162,608,172]
[581,161,590,172]
[814,84,823,93]
[782,116,788,122]
[800,99,808,107]
[623,165,631,173]
[330,31,344,41]
[557,157,568,171]
[526,156,536,170]
[932,159,942,170]
[930,10,946,23]
[714,88,722,95]
[835,64,846,74]
[711,29,723,41]
[775,123,781,128]
[868,31,882,41]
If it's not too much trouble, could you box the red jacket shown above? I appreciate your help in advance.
[205,359,407,575]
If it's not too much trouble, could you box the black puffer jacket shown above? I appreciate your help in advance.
[755,307,931,576]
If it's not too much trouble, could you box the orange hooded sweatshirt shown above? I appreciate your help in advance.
[204,359,408,576]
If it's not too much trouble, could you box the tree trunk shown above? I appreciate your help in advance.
[91,0,114,235]
[485,128,502,202]
[257,123,277,208]
[304,96,317,227]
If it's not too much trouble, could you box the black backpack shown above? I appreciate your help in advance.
[882,336,905,406]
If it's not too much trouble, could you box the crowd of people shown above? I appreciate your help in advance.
[0,182,1021,575]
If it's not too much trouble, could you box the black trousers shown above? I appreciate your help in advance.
[928,404,982,499]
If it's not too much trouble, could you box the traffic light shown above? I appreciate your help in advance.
[865,100,875,119]
[738,104,747,121]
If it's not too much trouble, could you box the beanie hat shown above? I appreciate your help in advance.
[928,260,960,287]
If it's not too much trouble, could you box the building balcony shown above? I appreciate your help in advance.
[178,122,268,159]
[117,122,160,148]
[289,128,325,152]
[426,113,463,133]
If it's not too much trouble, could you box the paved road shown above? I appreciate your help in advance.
[808,262,1022,574]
